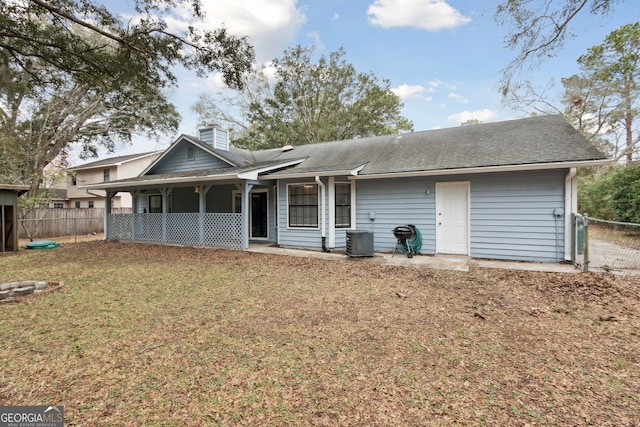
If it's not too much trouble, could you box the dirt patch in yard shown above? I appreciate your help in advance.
[0,241,638,426]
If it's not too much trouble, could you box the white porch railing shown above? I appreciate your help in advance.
[107,213,244,250]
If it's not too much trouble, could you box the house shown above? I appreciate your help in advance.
[0,184,28,252]
[65,151,161,209]
[83,115,610,263]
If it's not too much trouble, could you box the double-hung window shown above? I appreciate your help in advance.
[288,184,318,228]
[335,183,351,228]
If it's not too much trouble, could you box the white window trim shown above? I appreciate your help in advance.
[334,180,353,229]
[286,182,320,230]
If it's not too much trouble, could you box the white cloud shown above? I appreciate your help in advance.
[180,0,306,63]
[332,12,340,20]
[367,0,471,31]
[448,92,469,104]
[392,84,425,100]
[447,109,497,124]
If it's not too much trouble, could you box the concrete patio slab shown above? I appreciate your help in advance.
[248,244,580,273]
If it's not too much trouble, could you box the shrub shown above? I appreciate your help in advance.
[611,162,640,223]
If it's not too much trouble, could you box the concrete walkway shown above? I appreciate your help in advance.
[248,244,580,273]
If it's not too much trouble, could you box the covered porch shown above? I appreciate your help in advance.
[102,177,272,251]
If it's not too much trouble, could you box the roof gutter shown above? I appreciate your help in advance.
[81,159,308,191]
[236,159,306,180]
[350,159,612,180]
[265,164,366,180]
[80,173,239,191]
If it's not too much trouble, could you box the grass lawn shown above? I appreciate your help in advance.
[1,241,639,426]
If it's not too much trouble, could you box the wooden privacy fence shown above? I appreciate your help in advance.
[19,208,131,240]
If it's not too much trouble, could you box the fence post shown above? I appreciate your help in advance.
[583,214,589,272]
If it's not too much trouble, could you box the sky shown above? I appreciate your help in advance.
[91,0,640,160]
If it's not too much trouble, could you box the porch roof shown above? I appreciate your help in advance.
[81,158,304,191]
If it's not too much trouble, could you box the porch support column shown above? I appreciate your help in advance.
[241,182,254,250]
[328,176,335,248]
[160,188,171,243]
[130,190,139,241]
[105,190,115,240]
[199,185,212,245]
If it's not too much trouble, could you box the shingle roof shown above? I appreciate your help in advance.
[249,115,608,176]
[68,151,161,170]
[82,115,609,190]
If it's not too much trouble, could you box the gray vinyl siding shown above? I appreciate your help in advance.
[148,140,230,174]
[470,170,566,262]
[276,178,325,250]
[355,169,566,262]
[135,185,237,214]
[355,177,436,254]
[276,169,568,262]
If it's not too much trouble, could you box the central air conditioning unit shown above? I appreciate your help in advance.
[346,230,374,257]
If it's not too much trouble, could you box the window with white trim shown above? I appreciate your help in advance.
[335,182,351,228]
[288,184,318,228]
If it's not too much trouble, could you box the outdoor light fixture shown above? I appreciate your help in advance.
[194,186,200,193]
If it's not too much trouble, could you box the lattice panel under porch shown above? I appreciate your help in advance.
[203,213,243,249]
[166,213,200,245]
[134,214,164,242]
[107,214,133,240]
[106,213,244,250]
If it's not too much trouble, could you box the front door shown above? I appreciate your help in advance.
[436,182,469,255]
[251,190,268,239]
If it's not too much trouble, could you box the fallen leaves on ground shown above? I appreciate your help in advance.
[1,241,638,426]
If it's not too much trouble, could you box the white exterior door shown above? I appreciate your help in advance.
[436,182,469,255]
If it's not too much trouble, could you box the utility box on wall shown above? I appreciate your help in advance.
[346,230,374,257]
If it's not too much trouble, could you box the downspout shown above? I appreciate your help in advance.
[315,176,331,252]
[564,168,577,261]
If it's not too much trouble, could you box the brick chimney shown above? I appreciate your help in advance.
[198,125,229,151]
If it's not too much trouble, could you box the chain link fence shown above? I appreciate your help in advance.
[574,214,640,275]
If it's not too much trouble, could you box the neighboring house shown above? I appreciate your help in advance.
[84,116,610,263]
[66,151,161,209]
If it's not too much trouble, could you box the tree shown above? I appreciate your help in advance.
[0,0,254,90]
[196,46,413,150]
[610,162,640,222]
[0,0,254,195]
[578,166,617,219]
[565,23,640,164]
[191,70,272,142]
[0,54,182,195]
[494,0,622,95]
